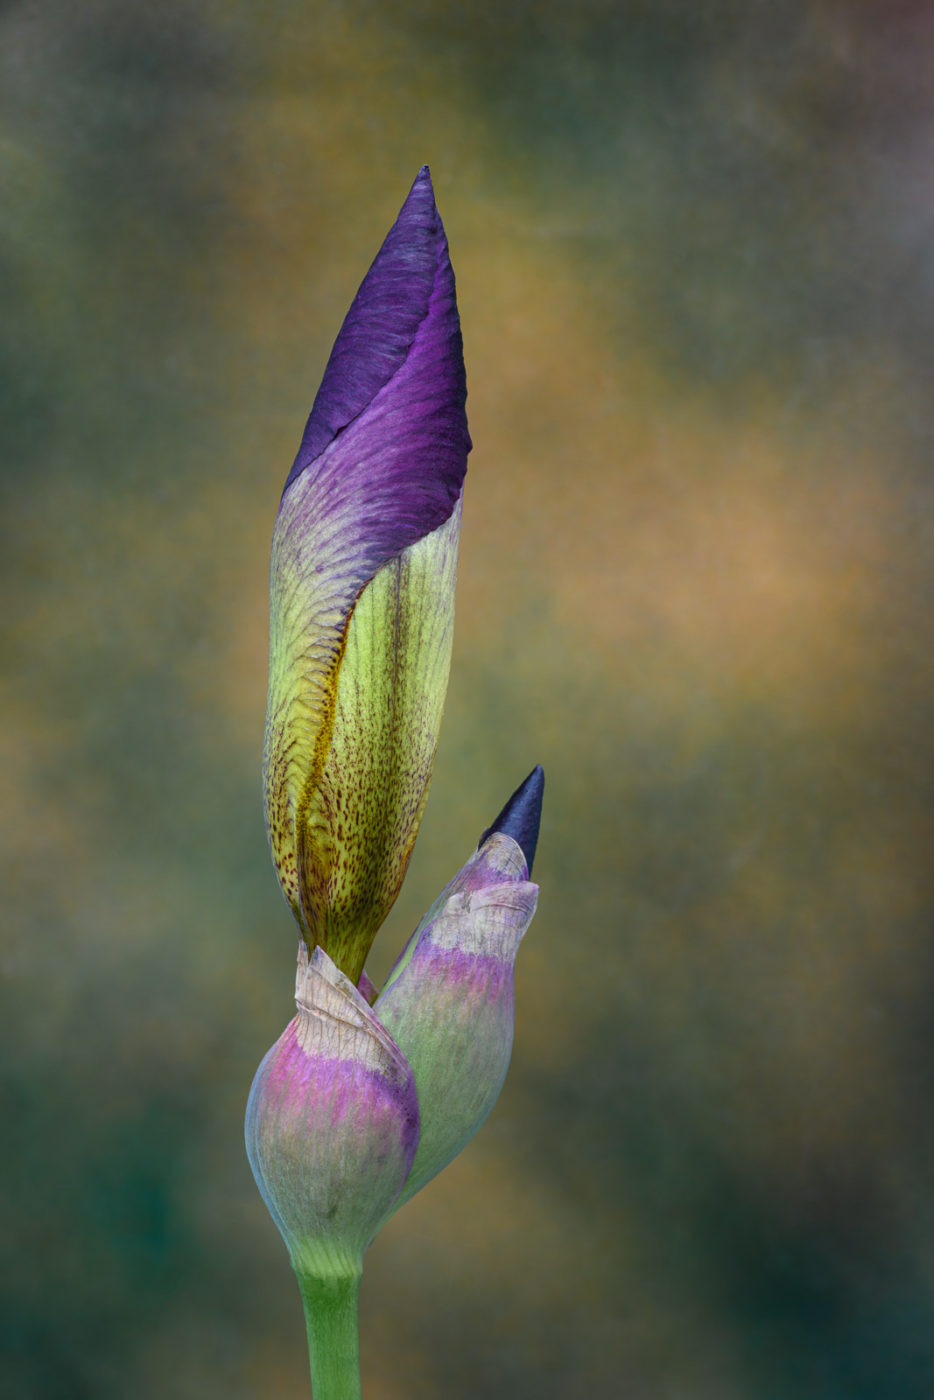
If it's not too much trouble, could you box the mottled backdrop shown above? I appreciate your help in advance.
[4,3,934,1397]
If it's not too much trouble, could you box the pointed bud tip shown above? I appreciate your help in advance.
[396,164,438,230]
[478,765,544,875]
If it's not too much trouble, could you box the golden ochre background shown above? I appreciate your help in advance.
[4,3,934,1396]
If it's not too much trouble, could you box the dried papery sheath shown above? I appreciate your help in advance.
[245,944,419,1277]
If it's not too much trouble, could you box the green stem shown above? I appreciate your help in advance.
[296,1269,362,1400]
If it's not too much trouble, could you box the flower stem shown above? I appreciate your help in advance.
[296,1268,363,1400]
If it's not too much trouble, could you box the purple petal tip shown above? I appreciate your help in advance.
[479,765,544,875]
[283,167,470,509]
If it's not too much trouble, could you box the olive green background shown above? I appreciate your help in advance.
[4,3,934,1396]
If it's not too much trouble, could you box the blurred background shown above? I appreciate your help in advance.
[4,2,934,1395]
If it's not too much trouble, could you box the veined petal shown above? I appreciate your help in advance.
[264,167,470,970]
[245,944,420,1275]
[375,830,539,1213]
[285,166,469,499]
[299,497,460,984]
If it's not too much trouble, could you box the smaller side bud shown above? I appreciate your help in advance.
[245,944,420,1279]
[375,823,539,1215]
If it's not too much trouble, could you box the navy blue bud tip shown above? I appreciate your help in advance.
[479,765,544,875]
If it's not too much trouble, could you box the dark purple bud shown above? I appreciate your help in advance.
[478,765,544,874]
[283,164,470,511]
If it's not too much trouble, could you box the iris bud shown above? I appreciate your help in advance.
[263,166,470,985]
[375,767,542,1211]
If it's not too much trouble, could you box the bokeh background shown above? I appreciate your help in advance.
[4,2,934,1396]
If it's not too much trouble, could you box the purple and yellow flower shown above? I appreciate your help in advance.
[246,169,543,1390]
[263,165,471,988]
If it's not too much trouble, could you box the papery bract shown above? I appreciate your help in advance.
[245,944,419,1277]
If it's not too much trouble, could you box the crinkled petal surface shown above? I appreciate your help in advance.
[375,832,538,1213]
[245,945,420,1274]
[264,167,470,976]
